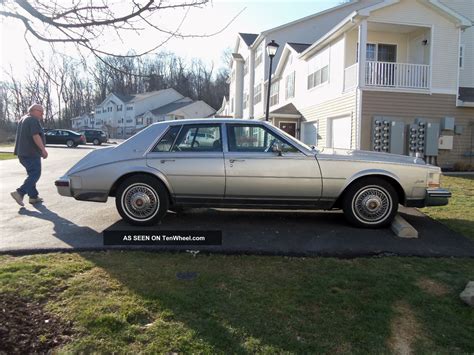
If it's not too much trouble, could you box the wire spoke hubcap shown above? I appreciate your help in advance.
[123,184,159,220]
[353,187,391,223]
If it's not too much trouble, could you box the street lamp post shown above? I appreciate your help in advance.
[265,40,279,122]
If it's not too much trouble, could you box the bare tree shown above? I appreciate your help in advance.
[0,0,243,75]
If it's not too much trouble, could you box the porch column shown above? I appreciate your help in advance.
[248,49,255,119]
[232,54,245,118]
[358,19,367,87]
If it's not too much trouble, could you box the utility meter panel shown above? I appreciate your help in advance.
[425,122,440,156]
[372,117,405,154]
[408,120,426,156]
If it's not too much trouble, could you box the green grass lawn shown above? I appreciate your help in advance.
[421,175,474,240]
[0,252,473,353]
[0,152,16,160]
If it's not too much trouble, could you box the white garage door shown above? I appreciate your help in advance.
[330,116,351,149]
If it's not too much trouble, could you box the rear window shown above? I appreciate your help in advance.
[152,126,181,152]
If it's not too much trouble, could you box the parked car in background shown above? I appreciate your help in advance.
[45,129,85,148]
[79,129,108,145]
[55,119,451,228]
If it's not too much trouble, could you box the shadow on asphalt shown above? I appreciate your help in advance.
[18,204,102,250]
[102,208,474,258]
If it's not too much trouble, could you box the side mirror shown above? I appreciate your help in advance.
[272,142,282,156]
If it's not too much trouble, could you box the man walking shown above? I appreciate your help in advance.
[10,104,48,206]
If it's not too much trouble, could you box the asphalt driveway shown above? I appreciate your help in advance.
[1,145,473,257]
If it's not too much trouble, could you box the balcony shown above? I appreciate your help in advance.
[344,62,431,91]
[365,61,430,89]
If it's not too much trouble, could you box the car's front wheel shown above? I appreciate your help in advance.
[93,138,100,145]
[342,177,398,228]
[115,175,169,226]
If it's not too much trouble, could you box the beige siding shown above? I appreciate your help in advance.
[298,91,357,149]
[361,91,474,167]
[440,0,474,88]
[369,0,460,93]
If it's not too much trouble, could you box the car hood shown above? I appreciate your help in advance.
[317,148,427,166]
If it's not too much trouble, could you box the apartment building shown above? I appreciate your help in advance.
[72,88,216,138]
[226,0,474,168]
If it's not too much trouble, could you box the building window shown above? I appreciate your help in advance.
[307,65,329,89]
[117,105,123,111]
[460,44,465,69]
[146,117,153,125]
[254,84,262,104]
[285,71,295,100]
[244,57,249,76]
[255,42,263,67]
[108,107,112,112]
[270,81,279,106]
[136,117,143,125]
[126,119,133,123]
[127,106,133,111]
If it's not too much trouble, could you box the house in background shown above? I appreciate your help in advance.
[75,88,215,138]
[71,113,94,131]
[226,0,474,168]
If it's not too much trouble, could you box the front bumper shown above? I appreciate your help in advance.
[406,188,451,208]
[425,188,451,206]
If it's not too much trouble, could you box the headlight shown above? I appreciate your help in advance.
[427,171,440,188]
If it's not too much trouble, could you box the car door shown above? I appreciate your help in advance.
[45,130,59,144]
[224,123,322,203]
[146,124,225,202]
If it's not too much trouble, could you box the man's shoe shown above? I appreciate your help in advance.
[29,197,44,204]
[10,191,25,207]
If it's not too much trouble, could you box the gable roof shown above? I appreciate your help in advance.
[150,101,193,115]
[250,0,360,49]
[239,33,258,47]
[300,0,472,60]
[273,42,311,79]
[287,43,311,53]
[99,88,183,106]
[270,103,301,117]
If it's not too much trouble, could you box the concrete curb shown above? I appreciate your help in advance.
[391,214,418,238]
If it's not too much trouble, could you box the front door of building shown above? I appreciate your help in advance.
[279,122,296,137]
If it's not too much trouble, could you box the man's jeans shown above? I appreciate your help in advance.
[17,156,41,198]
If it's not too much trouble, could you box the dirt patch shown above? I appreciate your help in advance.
[0,293,73,354]
[387,301,423,355]
[416,277,449,297]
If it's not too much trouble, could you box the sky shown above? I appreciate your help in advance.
[0,0,342,79]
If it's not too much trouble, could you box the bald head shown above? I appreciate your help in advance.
[28,104,44,120]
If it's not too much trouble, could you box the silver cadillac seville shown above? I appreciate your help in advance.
[55,119,451,228]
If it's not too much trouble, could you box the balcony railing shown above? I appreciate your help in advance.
[344,61,431,91]
[365,61,430,89]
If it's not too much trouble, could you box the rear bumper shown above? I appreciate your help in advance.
[55,177,72,197]
[55,177,108,202]
[406,188,451,208]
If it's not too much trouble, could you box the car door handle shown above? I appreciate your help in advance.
[160,159,175,163]
[229,159,245,163]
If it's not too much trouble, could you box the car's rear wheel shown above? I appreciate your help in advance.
[66,139,75,148]
[115,175,169,226]
[93,138,100,145]
[342,177,398,228]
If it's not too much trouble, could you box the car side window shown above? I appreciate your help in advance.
[227,124,298,153]
[171,125,222,152]
[152,125,181,152]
